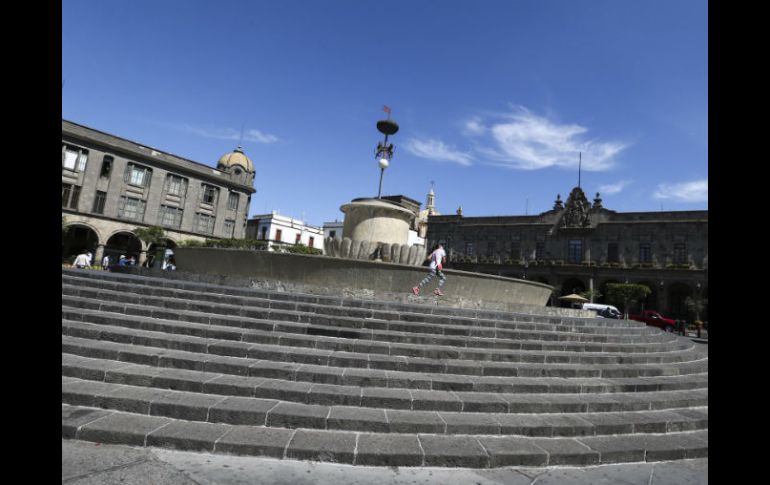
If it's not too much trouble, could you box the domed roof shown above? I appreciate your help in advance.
[217,146,254,173]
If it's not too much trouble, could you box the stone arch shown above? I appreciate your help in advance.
[145,238,178,268]
[62,223,100,262]
[105,231,143,263]
[560,278,586,296]
[559,278,586,308]
[667,283,693,320]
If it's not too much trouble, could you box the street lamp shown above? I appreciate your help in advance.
[375,112,399,198]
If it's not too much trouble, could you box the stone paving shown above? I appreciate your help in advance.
[62,438,708,484]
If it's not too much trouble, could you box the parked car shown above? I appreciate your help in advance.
[582,303,622,319]
[629,310,677,333]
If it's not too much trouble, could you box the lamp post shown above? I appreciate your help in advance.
[375,111,399,198]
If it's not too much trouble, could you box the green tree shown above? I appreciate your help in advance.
[133,226,166,246]
[605,283,652,319]
[685,295,708,323]
[580,289,603,303]
[134,226,167,266]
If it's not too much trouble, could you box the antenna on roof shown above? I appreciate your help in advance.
[578,152,582,189]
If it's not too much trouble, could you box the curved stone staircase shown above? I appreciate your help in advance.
[61,269,708,467]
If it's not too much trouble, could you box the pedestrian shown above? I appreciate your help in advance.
[118,255,127,266]
[73,251,90,269]
[412,243,447,296]
[101,254,110,270]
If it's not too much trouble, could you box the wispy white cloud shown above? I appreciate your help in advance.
[598,180,632,195]
[403,138,473,166]
[463,117,486,136]
[178,124,279,144]
[468,106,628,171]
[653,179,708,202]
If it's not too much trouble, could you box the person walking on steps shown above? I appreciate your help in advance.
[412,243,447,296]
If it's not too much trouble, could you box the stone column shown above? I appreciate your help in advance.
[94,244,105,267]
[658,282,668,314]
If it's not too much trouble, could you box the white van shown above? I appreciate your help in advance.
[582,303,622,318]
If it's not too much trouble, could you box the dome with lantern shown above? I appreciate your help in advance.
[217,146,254,174]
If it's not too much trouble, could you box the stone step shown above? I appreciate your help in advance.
[62,271,649,331]
[61,299,691,357]
[60,303,701,364]
[62,403,708,467]
[62,319,708,380]
[62,285,656,343]
[62,337,709,394]
[63,354,708,413]
[62,376,708,437]
[60,285,673,346]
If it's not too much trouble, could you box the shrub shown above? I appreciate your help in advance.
[283,244,322,255]
[180,238,267,250]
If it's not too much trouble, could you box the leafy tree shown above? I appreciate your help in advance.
[62,216,70,235]
[605,283,652,319]
[685,295,708,323]
[133,226,167,246]
[580,289,603,303]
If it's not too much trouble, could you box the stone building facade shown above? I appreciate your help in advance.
[62,120,256,265]
[426,186,708,319]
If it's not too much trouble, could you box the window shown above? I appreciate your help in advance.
[309,237,315,248]
[607,243,619,263]
[329,230,336,239]
[160,205,183,229]
[673,243,687,264]
[295,233,302,244]
[92,191,107,214]
[100,156,113,178]
[260,227,268,240]
[124,163,151,187]
[223,219,235,238]
[535,242,545,260]
[228,192,239,211]
[165,174,187,197]
[201,184,219,205]
[275,229,283,242]
[639,243,652,263]
[465,242,475,256]
[62,145,88,171]
[195,213,215,234]
[62,183,80,209]
[118,196,146,221]
[568,240,583,264]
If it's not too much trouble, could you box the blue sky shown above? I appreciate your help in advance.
[62,0,707,227]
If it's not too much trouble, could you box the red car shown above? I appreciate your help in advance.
[629,310,677,333]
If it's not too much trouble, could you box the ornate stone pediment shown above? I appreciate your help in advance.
[560,187,591,228]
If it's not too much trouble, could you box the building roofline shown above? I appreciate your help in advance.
[62,119,256,193]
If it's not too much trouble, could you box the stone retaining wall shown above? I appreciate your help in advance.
[120,248,594,317]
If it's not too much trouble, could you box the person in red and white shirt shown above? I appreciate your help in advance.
[412,243,447,296]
